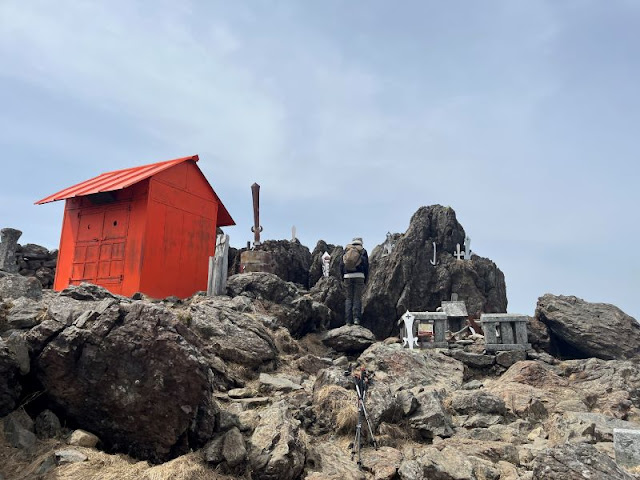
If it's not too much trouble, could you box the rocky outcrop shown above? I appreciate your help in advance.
[362,206,507,338]
[255,239,313,288]
[33,301,219,462]
[187,296,278,370]
[226,272,328,337]
[16,243,58,288]
[532,442,635,479]
[536,294,640,359]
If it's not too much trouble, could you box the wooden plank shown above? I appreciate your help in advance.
[210,234,230,296]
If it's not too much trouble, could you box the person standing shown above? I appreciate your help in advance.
[340,237,369,325]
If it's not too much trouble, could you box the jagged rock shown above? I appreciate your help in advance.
[188,297,278,370]
[5,297,45,329]
[450,390,507,415]
[362,206,507,338]
[0,338,22,415]
[35,409,62,439]
[536,294,640,359]
[69,429,100,448]
[0,274,42,300]
[248,400,306,480]
[409,390,454,439]
[532,442,635,479]
[60,282,118,301]
[0,228,21,273]
[34,302,219,462]
[254,239,312,288]
[222,427,247,468]
[309,276,346,328]
[321,325,376,353]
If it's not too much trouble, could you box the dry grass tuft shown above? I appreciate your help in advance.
[315,385,358,435]
[0,425,235,480]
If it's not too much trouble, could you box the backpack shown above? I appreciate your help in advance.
[343,244,363,272]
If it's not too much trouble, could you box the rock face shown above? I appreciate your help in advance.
[535,294,640,359]
[362,206,507,338]
[532,442,635,479]
[34,301,219,462]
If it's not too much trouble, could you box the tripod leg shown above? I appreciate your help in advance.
[360,403,378,449]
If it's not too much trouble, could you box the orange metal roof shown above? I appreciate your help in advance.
[35,155,235,227]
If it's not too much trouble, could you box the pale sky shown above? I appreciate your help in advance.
[1,1,638,319]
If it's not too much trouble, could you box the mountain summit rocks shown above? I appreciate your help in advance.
[362,205,507,338]
[535,294,640,360]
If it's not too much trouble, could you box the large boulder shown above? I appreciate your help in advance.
[187,297,278,370]
[255,239,312,288]
[34,301,219,462]
[248,400,307,480]
[308,240,343,288]
[532,442,635,479]
[535,294,640,359]
[321,325,376,353]
[362,206,507,338]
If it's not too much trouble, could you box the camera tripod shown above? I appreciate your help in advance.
[348,368,378,469]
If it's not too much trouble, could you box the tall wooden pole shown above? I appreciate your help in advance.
[251,182,261,246]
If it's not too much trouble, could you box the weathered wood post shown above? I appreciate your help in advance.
[208,233,230,296]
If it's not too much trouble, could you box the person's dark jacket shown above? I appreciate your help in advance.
[340,247,369,282]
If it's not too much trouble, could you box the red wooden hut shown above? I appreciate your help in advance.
[35,155,235,299]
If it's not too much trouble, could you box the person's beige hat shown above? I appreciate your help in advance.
[351,237,363,246]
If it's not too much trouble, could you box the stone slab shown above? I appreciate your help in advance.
[441,301,468,317]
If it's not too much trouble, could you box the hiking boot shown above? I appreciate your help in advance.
[354,318,361,325]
